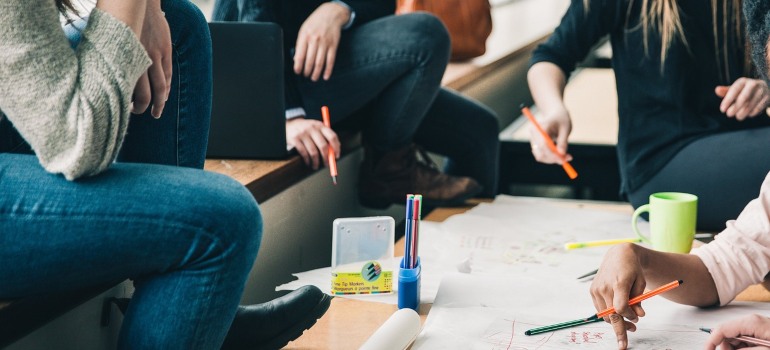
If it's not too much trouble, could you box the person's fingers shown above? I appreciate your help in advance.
[746,90,769,119]
[309,128,331,167]
[310,44,327,82]
[303,39,319,78]
[612,283,637,323]
[148,62,168,119]
[555,123,570,157]
[715,85,730,98]
[320,126,341,158]
[733,83,758,120]
[293,36,308,75]
[323,46,336,81]
[624,320,637,333]
[528,129,559,164]
[163,53,172,97]
[292,138,311,166]
[300,136,321,170]
[131,73,152,115]
[589,281,611,323]
[720,79,746,114]
[609,313,629,350]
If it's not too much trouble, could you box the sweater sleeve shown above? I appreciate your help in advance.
[691,173,770,306]
[530,0,624,75]
[0,1,151,180]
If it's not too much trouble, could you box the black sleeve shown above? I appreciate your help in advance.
[236,0,276,22]
[342,0,396,27]
[530,0,624,76]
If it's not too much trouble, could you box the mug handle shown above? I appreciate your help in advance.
[632,204,652,244]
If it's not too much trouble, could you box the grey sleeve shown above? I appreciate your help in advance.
[0,1,151,180]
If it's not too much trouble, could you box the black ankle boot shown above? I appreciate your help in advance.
[221,285,332,350]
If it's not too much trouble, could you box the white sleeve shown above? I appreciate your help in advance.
[691,172,770,305]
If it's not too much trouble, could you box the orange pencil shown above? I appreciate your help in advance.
[519,104,578,179]
[593,279,683,319]
[321,106,338,185]
[525,279,683,335]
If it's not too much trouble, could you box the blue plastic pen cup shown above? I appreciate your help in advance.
[398,257,421,311]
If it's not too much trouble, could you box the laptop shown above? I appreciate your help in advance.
[206,22,289,159]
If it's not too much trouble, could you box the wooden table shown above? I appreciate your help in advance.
[284,200,770,350]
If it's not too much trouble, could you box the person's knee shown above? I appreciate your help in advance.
[393,13,450,60]
[163,0,211,51]
[187,172,262,261]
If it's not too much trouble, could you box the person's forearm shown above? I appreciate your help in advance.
[527,62,568,113]
[96,0,147,35]
[633,244,719,307]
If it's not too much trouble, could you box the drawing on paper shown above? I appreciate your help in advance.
[478,317,705,350]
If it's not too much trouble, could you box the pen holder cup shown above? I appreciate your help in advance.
[398,257,421,311]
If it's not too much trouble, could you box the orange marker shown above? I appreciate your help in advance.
[525,280,683,336]
[321,106,338,185]
[593,279,683,319]
[520,104,578,180]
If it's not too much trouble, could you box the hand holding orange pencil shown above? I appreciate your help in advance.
[321,106,338,185]
[520,104,578,179]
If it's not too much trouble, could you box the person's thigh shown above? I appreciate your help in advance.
[414,89,500,197]
[118,0,213,169]
[628,126,770,231]
[0,153,261,298]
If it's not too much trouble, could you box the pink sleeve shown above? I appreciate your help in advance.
[691,173,770,306]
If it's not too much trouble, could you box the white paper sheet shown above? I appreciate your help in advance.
[414,273,770,349]
[276,196,646,304]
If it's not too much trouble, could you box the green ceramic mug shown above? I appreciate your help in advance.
[632,192,698,253]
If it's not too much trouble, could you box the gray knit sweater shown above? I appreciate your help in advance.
[0,0,151,180]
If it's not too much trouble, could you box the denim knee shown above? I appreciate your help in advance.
[388,13,451,64]
[164,0,212,53]
[186,172,262,265]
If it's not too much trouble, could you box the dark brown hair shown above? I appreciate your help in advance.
[55,0,77,13]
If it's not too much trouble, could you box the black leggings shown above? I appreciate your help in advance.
[628,126,770,232]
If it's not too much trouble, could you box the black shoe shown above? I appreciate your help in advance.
[221,285,332,350]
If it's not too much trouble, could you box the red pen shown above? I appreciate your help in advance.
[321,106,338,185]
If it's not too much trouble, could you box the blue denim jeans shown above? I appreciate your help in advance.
[294,14,500,196]
[0,1,262,349]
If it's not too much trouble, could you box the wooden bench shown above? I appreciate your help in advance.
[499,67,621,200]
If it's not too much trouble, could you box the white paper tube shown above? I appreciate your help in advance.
[359,308,421,350]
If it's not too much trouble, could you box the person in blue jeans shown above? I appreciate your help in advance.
[0,0,329,349]
[213,0,500,208]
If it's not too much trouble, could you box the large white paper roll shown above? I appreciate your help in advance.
[359,308,421,350]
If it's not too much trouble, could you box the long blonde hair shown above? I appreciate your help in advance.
[584,0,746,80]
